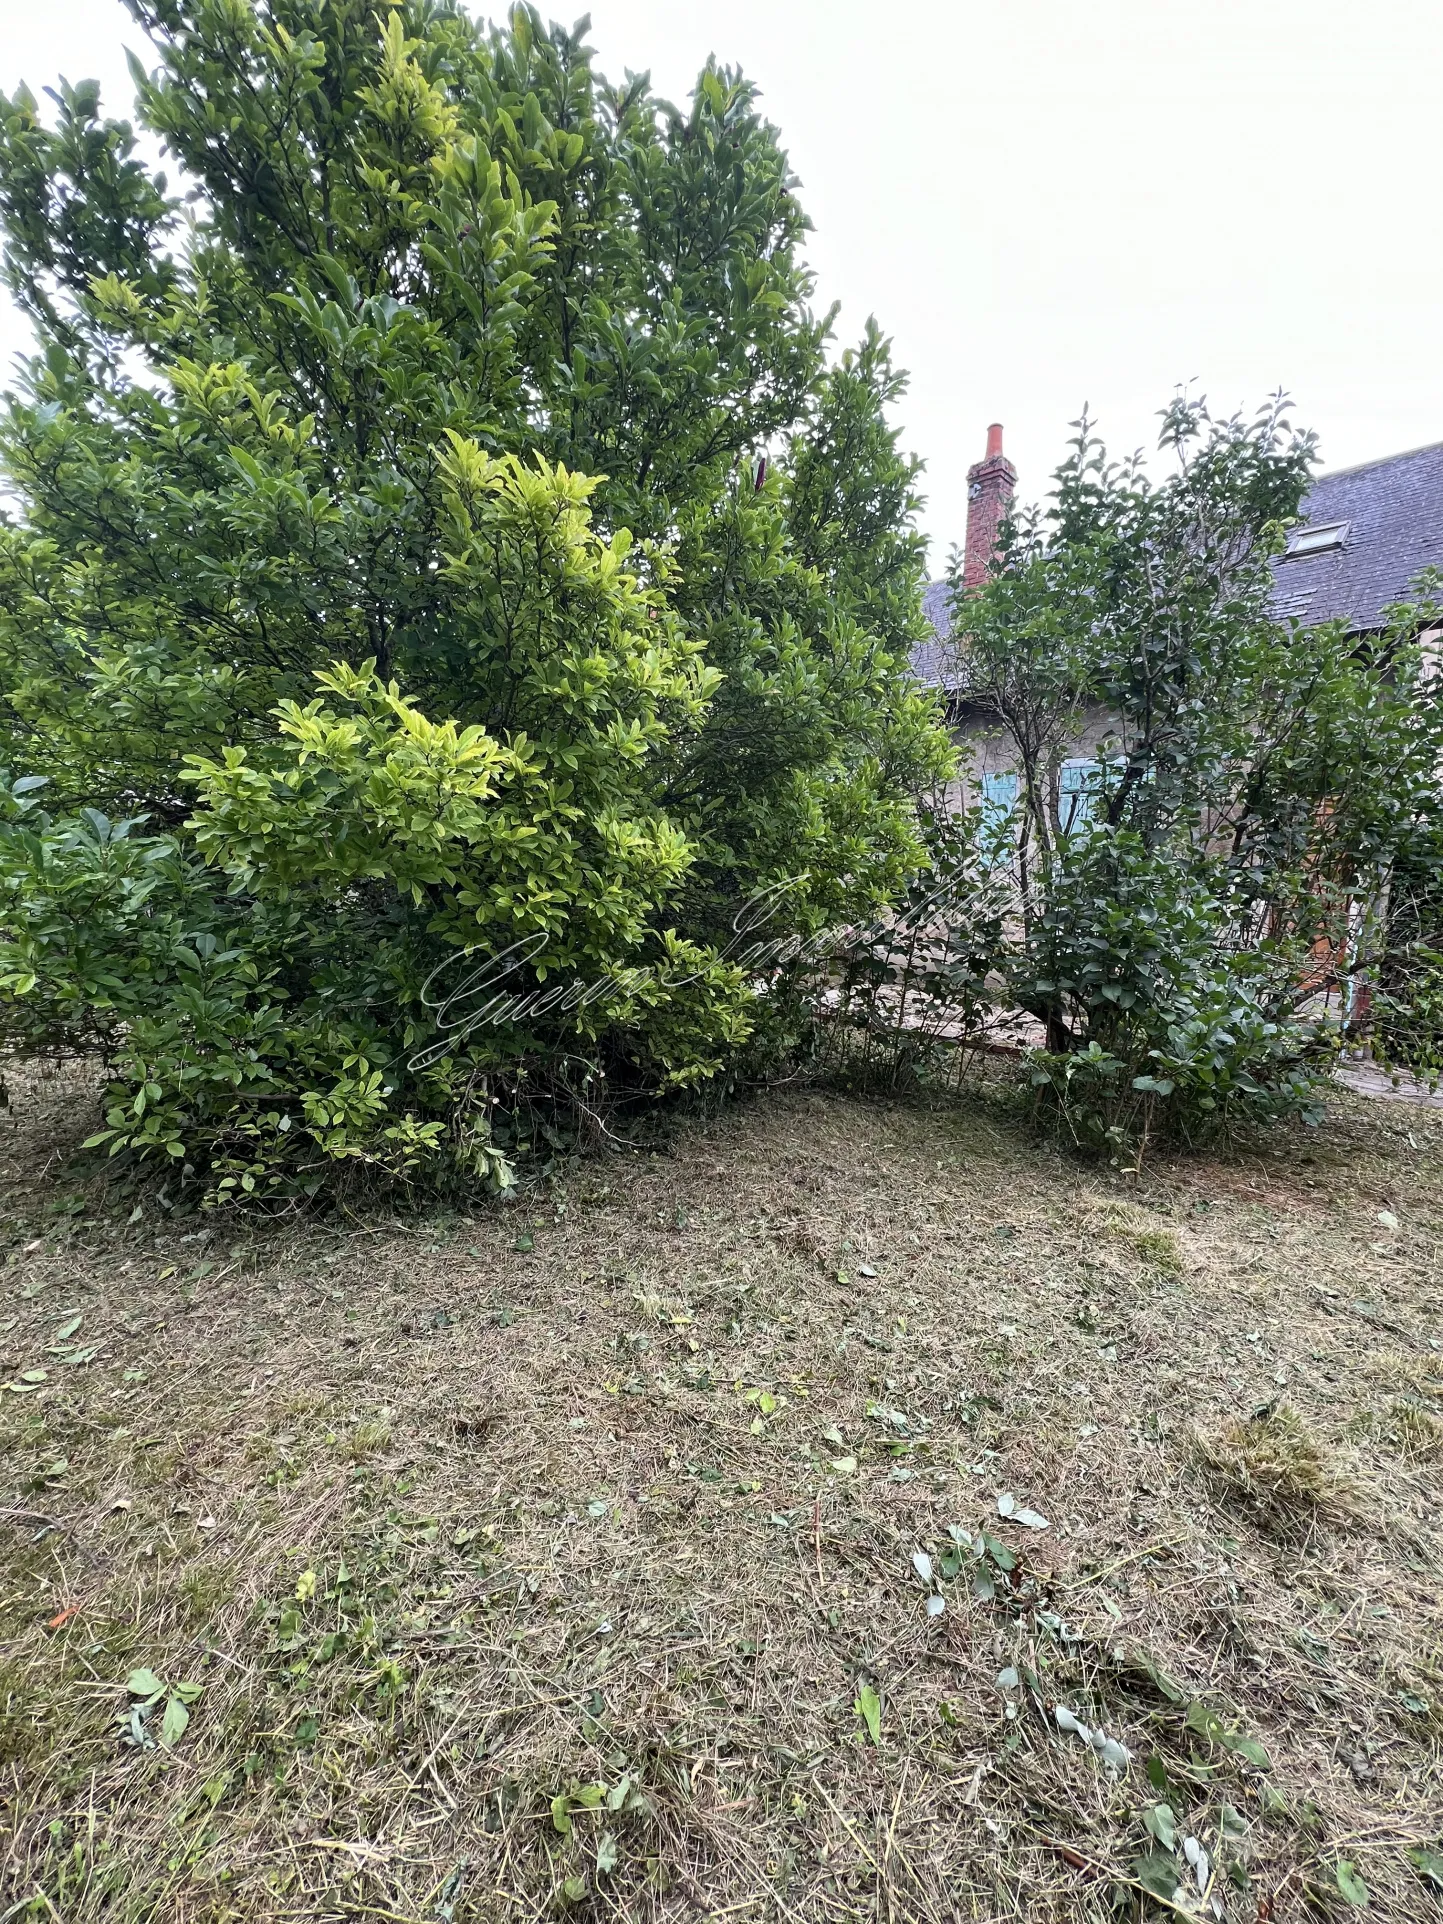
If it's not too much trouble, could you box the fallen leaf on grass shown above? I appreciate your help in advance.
[1183,1835,1210,1894]
[1132,1853,1183,1902]
[47,1604,81,1630]
[1054,1704,1130,1775]
[1143,1802,1177,1851]
[1185,1699,1271,1770]
[1335,1860,1369,1907]
[997,1491,1050,1530]
[855,1680,882,1745]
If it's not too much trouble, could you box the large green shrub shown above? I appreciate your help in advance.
[1018,833,1326,1159]
[0,2,950,1195]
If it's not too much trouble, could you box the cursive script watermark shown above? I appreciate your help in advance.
[407,868,977,1072]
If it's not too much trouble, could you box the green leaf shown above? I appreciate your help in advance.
[160,1695,190,1747]
[596,1831,618,1876]
[1408,1846,1443,1892]
[126,1668,165,1700]
[1131,1853,1182,1902]
[855,1680,882,1745]
[1135,1650,1187,1702]
[1335,1860,1369,1906]
[173,1680,204,1705]
[1185,1699,1270,1770]
[1142,1803,1177,1851]
[1185,1700,1223,1742]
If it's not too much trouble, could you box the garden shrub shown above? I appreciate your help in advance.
[937,399,1443,1156]
[0,4,951,1196]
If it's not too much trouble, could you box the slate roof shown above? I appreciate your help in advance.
[1268,440,1443,633]
[914,440,1443,688]
[913,579,954,686]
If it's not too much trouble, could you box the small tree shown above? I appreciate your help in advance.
[946,396,1443,1152]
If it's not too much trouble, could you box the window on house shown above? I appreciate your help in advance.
[1059,758,1100,835]
[1285,520,1349,557]
[980,770,1018,865]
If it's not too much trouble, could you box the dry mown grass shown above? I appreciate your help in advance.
[1,1065,1442,1922]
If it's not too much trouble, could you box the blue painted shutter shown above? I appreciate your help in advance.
[1059,759,1098,835]
[980,771,1018,865]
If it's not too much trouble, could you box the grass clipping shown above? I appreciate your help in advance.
[1196,1402,1356,1527]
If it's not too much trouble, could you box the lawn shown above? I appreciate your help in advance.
[1,1066,1441,1922]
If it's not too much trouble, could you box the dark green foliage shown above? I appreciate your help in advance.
[0,2,950,1196]
[1371,813,1443,1085]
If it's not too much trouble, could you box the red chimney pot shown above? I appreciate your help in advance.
[985,423,1004,459]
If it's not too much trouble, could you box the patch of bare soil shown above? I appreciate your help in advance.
[1,1063,1441,1922]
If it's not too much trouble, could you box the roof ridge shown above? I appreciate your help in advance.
[1312,438,1443,484]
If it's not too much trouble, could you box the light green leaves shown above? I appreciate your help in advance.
[551,1782,605,1836]
[1185,1699,1271,1771]
[1142,1802,1177,1851]
[1335,1860,1369,1907]
[854,1680,882,1745]
[125,1667,202,1748]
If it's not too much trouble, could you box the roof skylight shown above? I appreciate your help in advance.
[1286,520,1349,557]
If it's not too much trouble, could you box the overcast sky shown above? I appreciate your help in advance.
[4,0,1441,569]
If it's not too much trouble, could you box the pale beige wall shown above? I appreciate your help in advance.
[945,701,1122,813]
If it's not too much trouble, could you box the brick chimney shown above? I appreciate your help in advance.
[962,423,1017,590]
